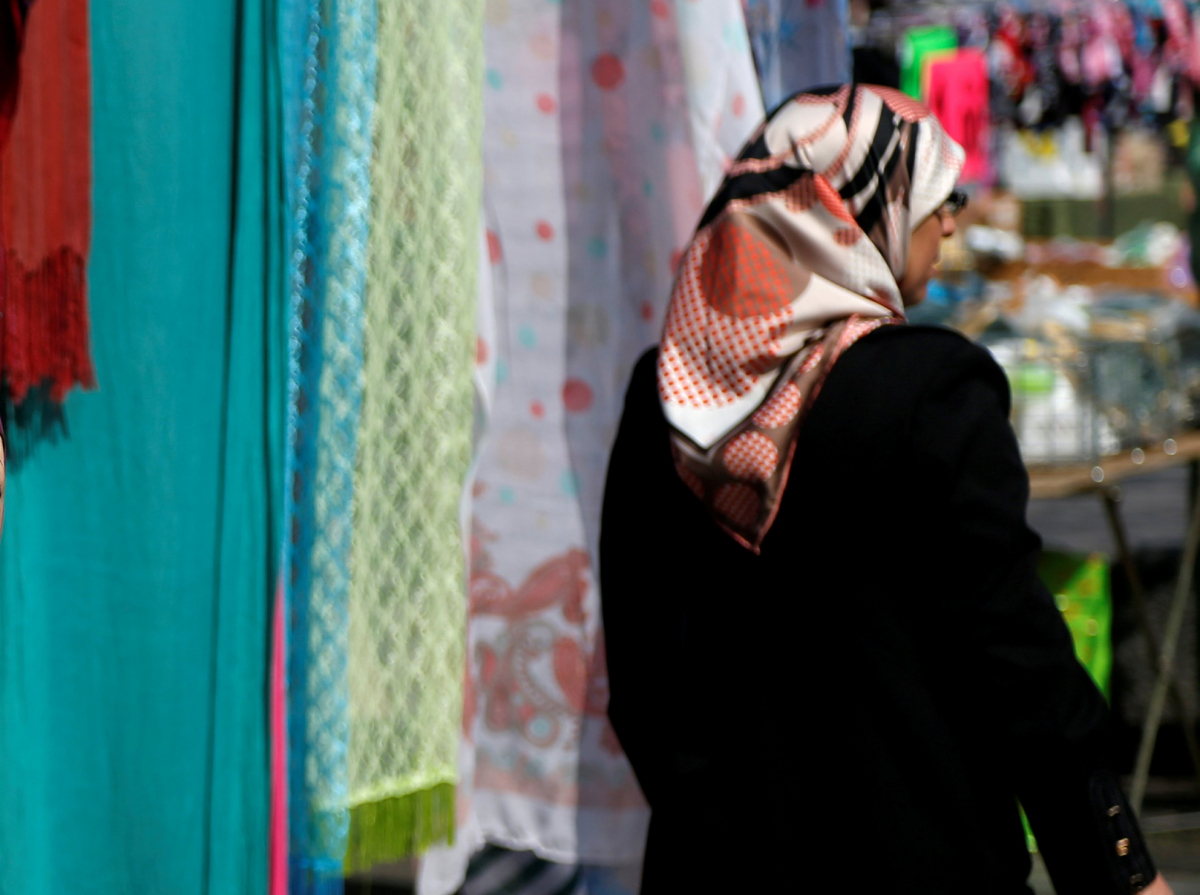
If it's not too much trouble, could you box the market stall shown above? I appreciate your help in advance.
[855,0,1200,814]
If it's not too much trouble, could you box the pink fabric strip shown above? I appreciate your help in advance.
[270,575,288,895]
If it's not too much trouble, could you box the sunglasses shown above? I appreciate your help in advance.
[939,189,969,218]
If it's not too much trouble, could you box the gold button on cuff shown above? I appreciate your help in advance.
[1107,805,1121,817]
[1115,838,1130,856]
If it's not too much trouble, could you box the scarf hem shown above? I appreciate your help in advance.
[3,245,96,404]
[344,779,456,872]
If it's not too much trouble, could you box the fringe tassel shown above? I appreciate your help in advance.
[2,246,96,405]
[344,781,455,874]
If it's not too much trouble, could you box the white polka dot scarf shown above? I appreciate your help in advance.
[658,84,964,552]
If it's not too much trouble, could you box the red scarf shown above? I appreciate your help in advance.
[0,0,95,405]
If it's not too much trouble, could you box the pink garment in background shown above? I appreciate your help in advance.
[270,577,288,895]
[927,50,991,184]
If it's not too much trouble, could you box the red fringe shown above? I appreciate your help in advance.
[1,246,96,404]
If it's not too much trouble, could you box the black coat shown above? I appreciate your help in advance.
[600,326,1156,894]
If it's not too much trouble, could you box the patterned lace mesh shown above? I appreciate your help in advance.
[344,0,482,869]
[283,0,376,888]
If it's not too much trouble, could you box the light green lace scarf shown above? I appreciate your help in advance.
[345,0,482,870]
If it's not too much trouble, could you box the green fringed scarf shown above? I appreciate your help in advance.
[345,0,482,872]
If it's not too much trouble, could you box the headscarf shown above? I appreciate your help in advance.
[658,84,964,552]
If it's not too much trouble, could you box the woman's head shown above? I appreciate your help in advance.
[658,85,966,548]
[686,84,964,316]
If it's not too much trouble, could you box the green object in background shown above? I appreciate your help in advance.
[1022,552,1113,852]
[1020,170,1190,241]
[1021,197,1104,241]
[1113,173,1190,235]
[1039,551,1113,698]
[898,25,957,100]
[1010,362,1057,397]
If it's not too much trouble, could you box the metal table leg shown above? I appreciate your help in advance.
[1103,488,1200,804]
[1130,478,1200,814]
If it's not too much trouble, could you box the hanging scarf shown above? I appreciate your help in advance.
[281,0,376,889]
[0,0,94,405]
[344,0,479,871]
[743,0,851,112]
[658,84,964,552]
[419,5,764,891]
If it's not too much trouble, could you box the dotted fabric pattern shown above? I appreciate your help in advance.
[418,2,764,891]
[671,315,895,552]
[700,218,794,320]
[751,381,803,429]
[722,431,779,481]
[659,223,794,410]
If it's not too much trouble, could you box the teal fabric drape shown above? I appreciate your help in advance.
[0,0,284,892]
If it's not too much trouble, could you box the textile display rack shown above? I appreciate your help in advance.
[1028,433,1200,814]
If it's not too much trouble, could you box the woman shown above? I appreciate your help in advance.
[600,85,1169,894]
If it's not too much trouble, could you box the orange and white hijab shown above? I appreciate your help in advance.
[658,84,964,551]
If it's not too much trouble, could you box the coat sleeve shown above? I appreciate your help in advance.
[909,343,1158,895]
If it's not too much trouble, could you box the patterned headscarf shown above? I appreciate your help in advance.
[658,84,964,552]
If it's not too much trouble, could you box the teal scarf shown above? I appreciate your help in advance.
[0,1,284,891]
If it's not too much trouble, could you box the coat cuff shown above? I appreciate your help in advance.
[1088,769,1157,893]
